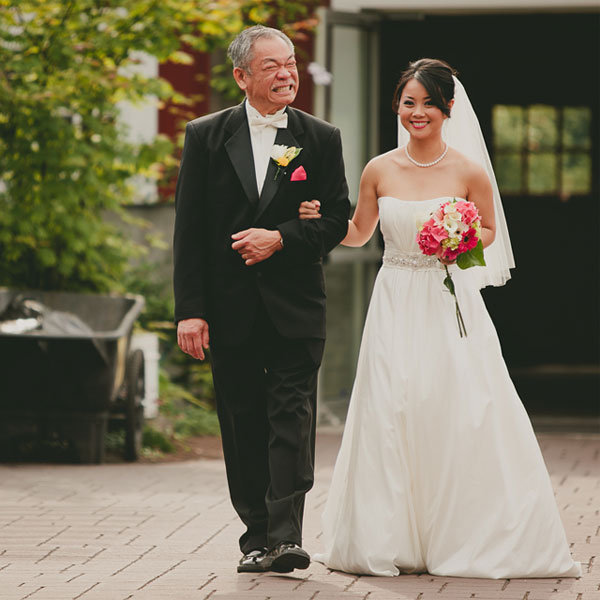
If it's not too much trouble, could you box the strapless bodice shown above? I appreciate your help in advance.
[377,196,460,271]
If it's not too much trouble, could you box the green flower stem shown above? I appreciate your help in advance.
[443,265,468,338]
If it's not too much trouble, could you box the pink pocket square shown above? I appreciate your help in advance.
[290,165,307,181]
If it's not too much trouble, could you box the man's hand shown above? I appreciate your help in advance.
[177,318,210,360]
[231,228,282,265]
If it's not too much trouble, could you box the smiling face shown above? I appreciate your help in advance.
[398,78,453,139]
[233,36,299,115]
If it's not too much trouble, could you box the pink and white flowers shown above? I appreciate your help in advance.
[417,199,483,263]
[416,198,486,337]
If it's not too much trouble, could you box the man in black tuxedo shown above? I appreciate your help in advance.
[173,25,350,573]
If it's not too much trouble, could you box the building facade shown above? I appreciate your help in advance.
[311,0,599,425]
[134,0,598,426]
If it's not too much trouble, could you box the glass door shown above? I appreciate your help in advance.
[314,10,382,424]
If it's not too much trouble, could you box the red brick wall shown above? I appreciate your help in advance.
[158,18,324,139]
[158,49,212,141]
[292,30,315,115]
[157,13,324,199]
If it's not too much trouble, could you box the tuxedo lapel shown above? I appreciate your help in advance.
[254,110,304,223]
[224,104,259,206]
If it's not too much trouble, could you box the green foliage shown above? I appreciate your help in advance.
[159,367,219,436]
[159,367,216,413]
[0,1,179,290]
[124,260,217,410]
[457,240,486,269]
[122,261,175,329]
[105,426,176,456]
[0,0,318,292]
[142,425,176,453]
[210,1,320,104]
[104,429,126,454]
[124,261,219,442]
[173,406,220,438]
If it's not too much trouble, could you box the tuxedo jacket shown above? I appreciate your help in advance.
[173,102,351,345]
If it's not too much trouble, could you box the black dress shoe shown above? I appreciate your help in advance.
[267,542,310,573]
[237,547,269,573]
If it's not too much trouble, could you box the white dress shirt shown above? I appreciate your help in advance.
[245,101,287,195]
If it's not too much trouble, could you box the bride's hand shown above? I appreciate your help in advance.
[299,200,321,220]
[439,256,457,265]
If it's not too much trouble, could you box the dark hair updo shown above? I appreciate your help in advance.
[392,58,457,117]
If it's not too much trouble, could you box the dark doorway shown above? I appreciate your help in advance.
[379,12,599,418]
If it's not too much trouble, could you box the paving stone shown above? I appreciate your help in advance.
[0,432,597,600]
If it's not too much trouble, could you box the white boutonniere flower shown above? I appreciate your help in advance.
[270,145,302,180]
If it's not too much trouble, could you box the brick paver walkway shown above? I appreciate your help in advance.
[0,432,598,600]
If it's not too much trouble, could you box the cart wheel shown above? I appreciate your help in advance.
[124,349,145,461]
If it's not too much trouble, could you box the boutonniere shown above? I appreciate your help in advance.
[270,145,302,181]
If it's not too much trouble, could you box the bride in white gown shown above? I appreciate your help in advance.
[300,59,581,578]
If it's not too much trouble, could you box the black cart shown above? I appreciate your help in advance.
[0,288,145,463]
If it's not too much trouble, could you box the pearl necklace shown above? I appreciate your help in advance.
[405,144,448,168]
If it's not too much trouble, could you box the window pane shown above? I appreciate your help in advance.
[493,105,523,149]
[562,107,592,150]
[562,152,591,195]
[528,153,557,194]
[528,105,558,151]
[495,152,523,193]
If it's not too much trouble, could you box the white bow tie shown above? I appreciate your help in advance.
[249,111,288,130]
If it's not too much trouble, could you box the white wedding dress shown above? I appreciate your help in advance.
[314,196,581,579]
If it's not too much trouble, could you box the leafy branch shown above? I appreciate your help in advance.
[0,0,320,293]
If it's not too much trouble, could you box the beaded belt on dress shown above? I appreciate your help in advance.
[382,251,442,271]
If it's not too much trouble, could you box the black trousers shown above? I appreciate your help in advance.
[210,302,324,553]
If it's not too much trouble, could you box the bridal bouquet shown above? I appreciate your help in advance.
[416,199,486,337]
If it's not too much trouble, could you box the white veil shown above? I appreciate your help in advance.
[397,76,515,288]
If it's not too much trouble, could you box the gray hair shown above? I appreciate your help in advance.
[227,25,294,72]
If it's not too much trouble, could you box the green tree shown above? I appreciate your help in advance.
[0,0,319,292]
